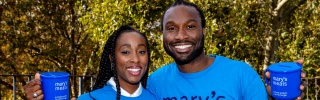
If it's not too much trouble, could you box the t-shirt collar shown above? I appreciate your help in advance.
[107,77,142,97]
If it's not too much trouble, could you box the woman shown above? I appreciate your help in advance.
[78,25,156,100]
[24,25,156,100]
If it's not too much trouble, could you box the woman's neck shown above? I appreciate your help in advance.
[118,80,140,94]
[108,77,142,95]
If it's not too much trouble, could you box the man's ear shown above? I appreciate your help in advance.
[203,28,206,36]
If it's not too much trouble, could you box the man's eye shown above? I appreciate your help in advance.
[167,27,176,31]
[187,25,196,29]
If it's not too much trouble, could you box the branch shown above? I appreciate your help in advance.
[83,45,99,76]
[271,0,278,9]
[0,49,6,59]
[54,26,61,36]
[0,76,28,99]
[274,0,288,11]
[0,79,13,90]
[29,52,63,68]
[62,29,71,42]
[47,58,61,68]
[78,34,88,46]
[9,60,20,75]
[282,0,307,20]
[48,56,63,68]
[256,36,266,50]
[0,49,20,74]
[29,46,42,55]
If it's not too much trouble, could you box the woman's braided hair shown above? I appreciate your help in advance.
[89,25,151,100]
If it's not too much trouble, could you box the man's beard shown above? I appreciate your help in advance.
[164,35,205,65]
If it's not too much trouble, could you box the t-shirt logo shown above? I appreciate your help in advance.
[163,91,226,100]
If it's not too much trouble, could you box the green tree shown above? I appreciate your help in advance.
[1,0,319,99]
[0,0,99,99]
[79,0,174,73]
[81,0,319,99]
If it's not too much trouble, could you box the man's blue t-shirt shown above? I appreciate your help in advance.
[78,85,156,100]
[147,55,267,100]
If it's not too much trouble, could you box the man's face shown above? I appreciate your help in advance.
[162,5,205,65]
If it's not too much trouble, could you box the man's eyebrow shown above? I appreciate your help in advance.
[165,21,175,26]
[165,19,198,26]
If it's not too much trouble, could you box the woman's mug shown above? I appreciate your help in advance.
[40,72,70,100]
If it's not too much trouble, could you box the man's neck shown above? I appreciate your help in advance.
[177,52,215,73]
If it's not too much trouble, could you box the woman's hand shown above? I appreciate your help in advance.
[24,73,44,100]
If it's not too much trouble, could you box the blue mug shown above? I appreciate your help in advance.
[41,72,70,100]
[265,62,302,100]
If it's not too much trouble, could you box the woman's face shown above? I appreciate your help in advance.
[115,31,148,86]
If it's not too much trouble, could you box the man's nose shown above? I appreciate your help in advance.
[175,28,189,40]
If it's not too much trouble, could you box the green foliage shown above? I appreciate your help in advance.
[194,0,271,73]
[81,0,319,99]
[277,2,320,98]
[1,0,319,99]
[79,0,175,73]
[278,1,320,76]
[0,0,100,98]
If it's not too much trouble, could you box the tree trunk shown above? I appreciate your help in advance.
[263,0,307,71]
[263,0,285,71]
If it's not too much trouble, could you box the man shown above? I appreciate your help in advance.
[146,0,305,100]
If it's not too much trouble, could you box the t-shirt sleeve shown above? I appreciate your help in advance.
[147,72,159,99]
[241,63,268,100]
[77,93,92,100]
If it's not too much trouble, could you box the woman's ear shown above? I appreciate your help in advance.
[109,55,112,63]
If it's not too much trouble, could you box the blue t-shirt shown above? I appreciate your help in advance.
[147,55,267,100]
[78,85,157,100]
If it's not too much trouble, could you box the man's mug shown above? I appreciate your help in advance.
[40,72,70,100]
[265,62,302,100]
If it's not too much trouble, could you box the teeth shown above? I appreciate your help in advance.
[175,45,192,49]
[127,68,141,72]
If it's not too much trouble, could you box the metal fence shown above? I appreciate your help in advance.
[1,74,319,100]
[304,77,320,100]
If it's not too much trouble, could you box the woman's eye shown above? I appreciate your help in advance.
[121,51,129,54]
[139,50,146,54]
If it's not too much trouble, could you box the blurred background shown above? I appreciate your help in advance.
[0,0,319,99]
